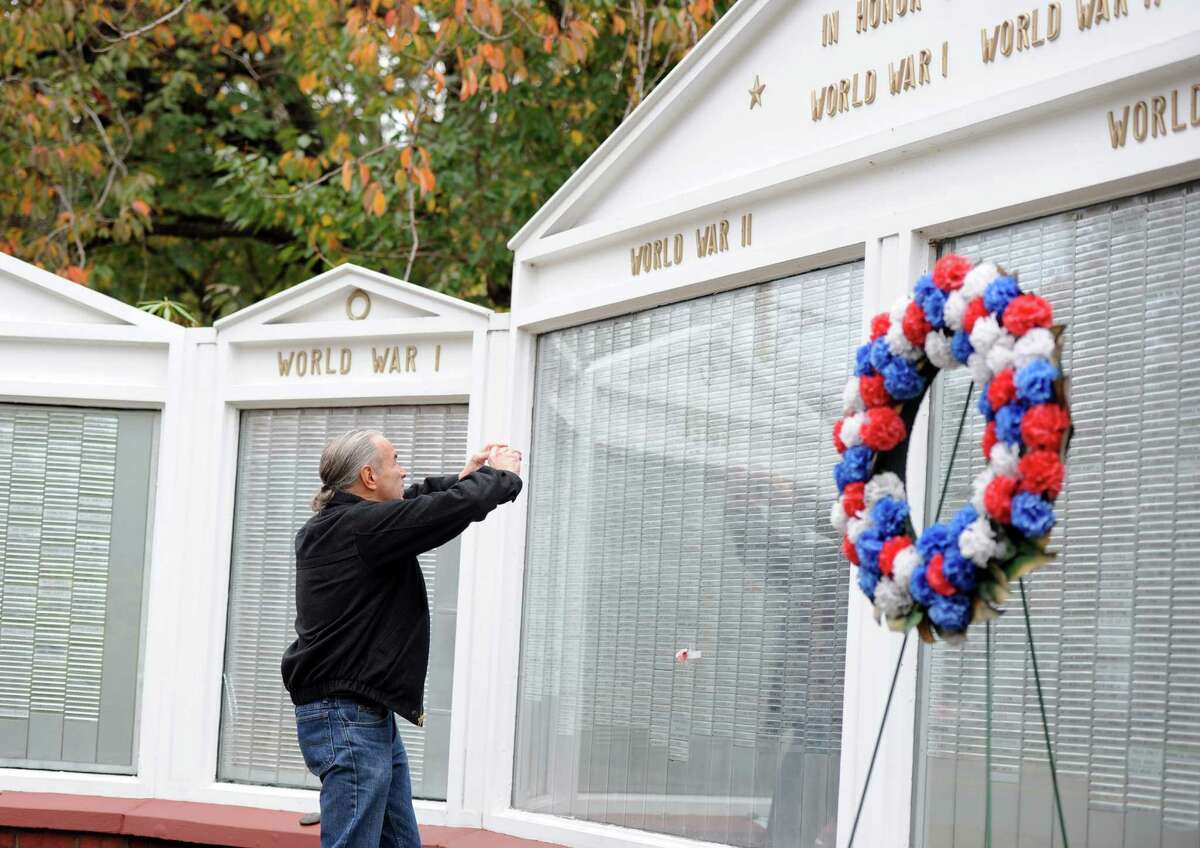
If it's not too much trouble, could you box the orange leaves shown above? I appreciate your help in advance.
[460,67,479,100]
[298,72,319,95]
[427,68,446,94]
[470,0,503,34]
[413,166,435,195]
[348,39,379,69]
[59,266,90,285]
[479,43,505,71]
[490,71,508,93]
[611,14,627,35]
[131,200,151,218]
[362,182,387,215]
[184,11,213,38]
[219,23,242,49]
[341,160,354,192]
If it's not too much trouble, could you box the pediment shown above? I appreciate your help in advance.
[0,253,174,331]
[511,0,1200,250]
[214,264,491,336]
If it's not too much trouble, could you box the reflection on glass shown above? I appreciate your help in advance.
[514,264,864,848]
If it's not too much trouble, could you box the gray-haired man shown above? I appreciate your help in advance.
[282,429,522,848]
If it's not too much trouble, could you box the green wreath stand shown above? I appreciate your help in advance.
[845,383,1071,848]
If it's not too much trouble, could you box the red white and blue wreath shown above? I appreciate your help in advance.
[831,254,1071,640]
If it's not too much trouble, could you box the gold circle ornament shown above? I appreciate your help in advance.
[345,288,372,320]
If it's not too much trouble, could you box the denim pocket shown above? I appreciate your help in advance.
[295,712,335,777]
[337,700,390,727]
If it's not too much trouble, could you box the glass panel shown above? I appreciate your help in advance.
[915,181,1200,848]
[0,403,157,772]
[514,263,863,848]
[218,404,468,800]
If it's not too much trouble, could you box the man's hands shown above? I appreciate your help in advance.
[489,445,522,475]
[460,443,523,478]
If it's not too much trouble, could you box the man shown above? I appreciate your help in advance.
[282,429,522,848]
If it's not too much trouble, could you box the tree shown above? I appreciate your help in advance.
[0,0,724,322]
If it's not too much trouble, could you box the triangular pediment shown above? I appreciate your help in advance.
[266,285,439,324]
[215,264,491,336]
[511,0,1200,252]
[0,253,175,332]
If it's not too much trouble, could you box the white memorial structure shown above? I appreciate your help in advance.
[1,2,1199,848]
[502,2,1200,848]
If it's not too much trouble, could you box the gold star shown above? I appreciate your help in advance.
[749,75,766,109]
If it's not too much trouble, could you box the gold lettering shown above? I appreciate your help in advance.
[826,84,838,117]
[882,0,894,25]
[852,73,863,107]
[822,11,839,46]
[311,348,323,376]
[405,345,417,372]
[639,243,651,272]
[653,239,663,270]
[340,348,352,375]
[1133,100,1149,142]
[1172,90,1188,132]
[389,347,402,373]
[673,233,684,264]
[1049,3,1062,38]
[869,0,880,28]
[662,238,673,268]
[1017,14,1031,50]
[719,219,730,252]
[838,79,851,112]
[740,214,750,247]
[1104,106,1123,148]
[1075,0,1095,29]
[1151,96,1167,137]
[982,26,1001,63]
[811,87,827,122]
[1095,0,1111,23]
[918,49,931,85]
[1115,0,1128,15]
[296,351,308,377]
[435,344,442,372]
[942,41,948,77]
[372,347,388,373]
[888,61,903,95]
[856,0,866,33]
[1193,84,1200,127]
[1000,20,1014,56]
[695,228,707,258]
[898,0,908,11]
[904,56,916,90]
[277,351,295,377]
[326,347,335,374]
[1107,107,1130,149]
[865,70,877,103]
[707,224,719,256]
[1030,9,1045,46]
[630,247,642,276]
[912,0,920,9]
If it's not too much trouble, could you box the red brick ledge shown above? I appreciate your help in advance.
[0,794,563,848]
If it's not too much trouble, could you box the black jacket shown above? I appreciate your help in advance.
[280,466,522,726]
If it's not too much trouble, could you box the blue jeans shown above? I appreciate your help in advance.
[295,697,422,848]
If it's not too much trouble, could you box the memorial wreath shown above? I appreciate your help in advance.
[831,253,1072,640]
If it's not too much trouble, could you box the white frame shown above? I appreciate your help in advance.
[161,266,502,825]
[0,252,185,799]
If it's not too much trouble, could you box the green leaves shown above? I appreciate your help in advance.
[3,0,729,319]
